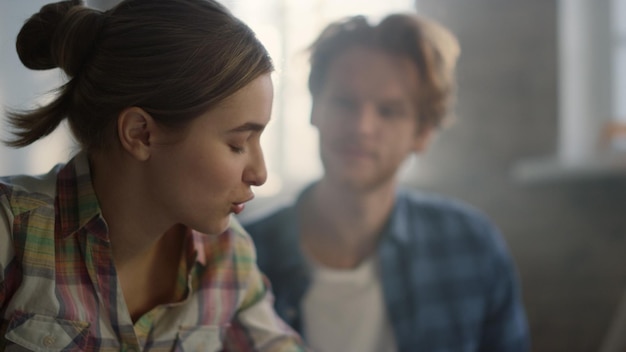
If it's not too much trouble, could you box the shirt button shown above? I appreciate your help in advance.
[42,335,56,347]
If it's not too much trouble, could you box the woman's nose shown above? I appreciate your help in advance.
[243,146,267,187]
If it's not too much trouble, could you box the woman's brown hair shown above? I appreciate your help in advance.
[6,0,273,150]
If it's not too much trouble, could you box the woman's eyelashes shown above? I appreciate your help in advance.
[228,131,259,155]
[229,144,246,154]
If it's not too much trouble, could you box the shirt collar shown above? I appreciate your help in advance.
[56,151,106,240]
[56,152,214,276]
[381,189,411,244]
[188,229,209,267]
[295,183,412,245]
[187,223,241,269]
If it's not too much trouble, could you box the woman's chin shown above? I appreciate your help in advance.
[198,217,231,236]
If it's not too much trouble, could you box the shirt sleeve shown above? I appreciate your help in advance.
[0,184,15,307]
[221,221,307,352]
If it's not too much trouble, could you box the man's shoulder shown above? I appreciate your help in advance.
[394,189,504,249]
[398,189,491,224]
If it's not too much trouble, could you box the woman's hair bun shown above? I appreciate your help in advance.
[16,0,105,77]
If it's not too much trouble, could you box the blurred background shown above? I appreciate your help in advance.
[1,1,626,351]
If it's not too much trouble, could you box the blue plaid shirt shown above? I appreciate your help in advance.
[244,186,530,352]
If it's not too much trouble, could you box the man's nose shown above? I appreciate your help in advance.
[352,104,379,135]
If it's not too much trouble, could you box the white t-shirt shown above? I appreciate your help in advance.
[302,255,397,352]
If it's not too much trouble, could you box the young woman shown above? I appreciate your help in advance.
[0,0,304,350]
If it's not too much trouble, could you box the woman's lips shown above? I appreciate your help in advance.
[231,194,254,215]
[231,203,246,215]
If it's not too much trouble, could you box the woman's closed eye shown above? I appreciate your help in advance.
[229,144,246,154]
[225,122,266,155]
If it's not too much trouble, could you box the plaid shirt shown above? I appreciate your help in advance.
[0,153,305,352]
[244,185,530,352]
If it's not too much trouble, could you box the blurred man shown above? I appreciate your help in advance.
[245,13,530,352]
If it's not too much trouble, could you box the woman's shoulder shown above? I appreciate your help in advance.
[0,164,63,215]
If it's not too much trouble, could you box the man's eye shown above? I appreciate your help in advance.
[379,106,403,118]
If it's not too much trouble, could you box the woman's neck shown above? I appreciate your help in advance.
[89,151,174,266]
[89,151,185,321]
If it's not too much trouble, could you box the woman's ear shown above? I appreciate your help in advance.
[117,107,154,161]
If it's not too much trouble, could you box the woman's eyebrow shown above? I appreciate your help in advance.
[227,122,266,133]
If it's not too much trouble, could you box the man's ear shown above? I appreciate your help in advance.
[117,107,154,161]
[413,128,436,154]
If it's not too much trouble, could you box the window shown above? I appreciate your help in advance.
[514,0,626,181]
[610,0,626,149]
